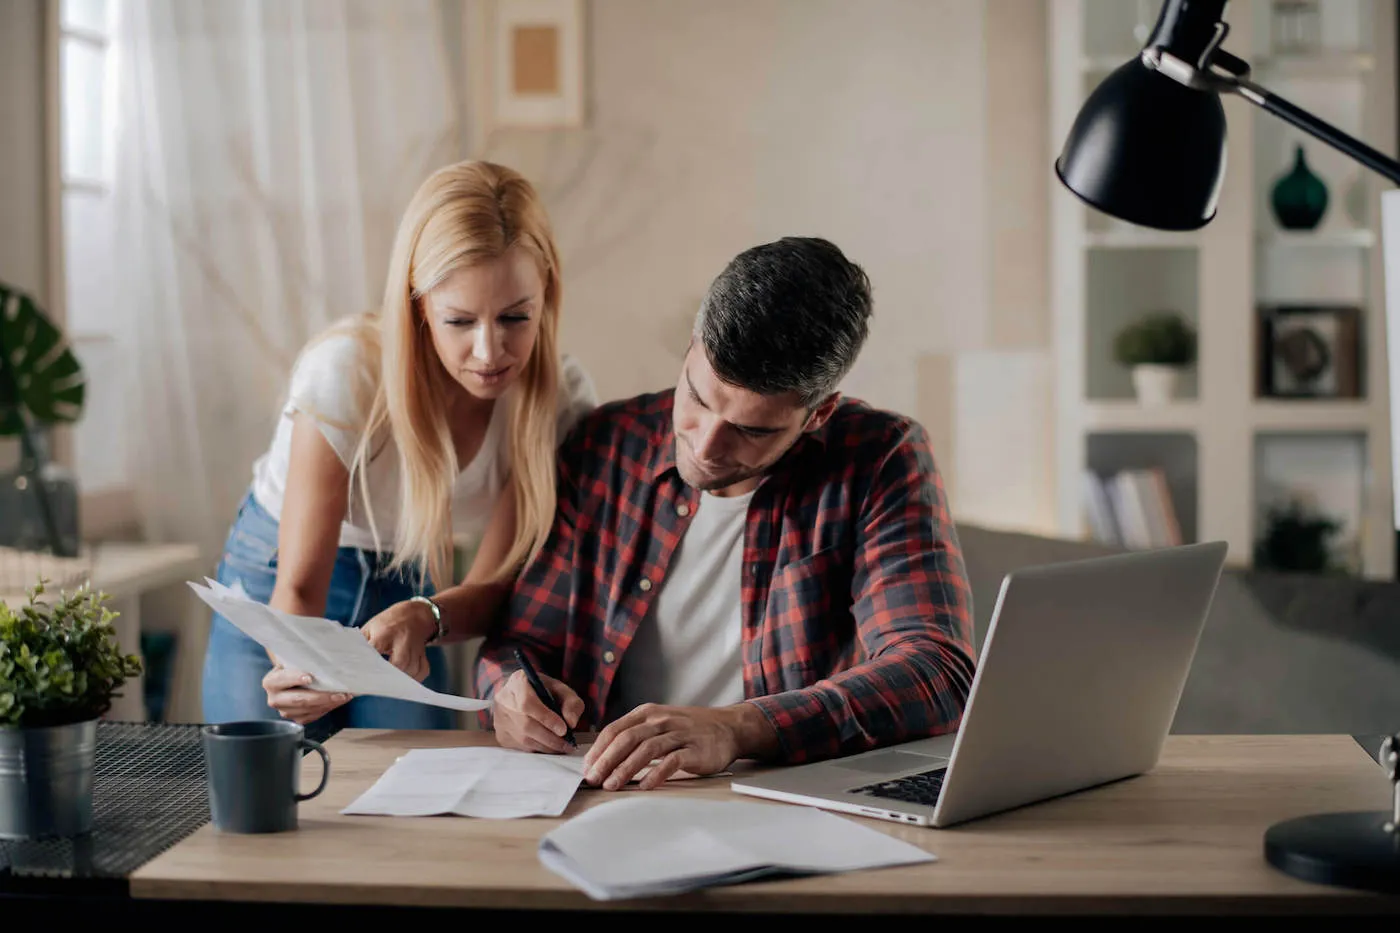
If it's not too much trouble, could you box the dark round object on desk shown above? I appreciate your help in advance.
[1264,811,1400,893]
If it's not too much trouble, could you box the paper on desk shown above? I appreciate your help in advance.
[341,747,583,819]
[188,578,490,712]
[538,796,936,901]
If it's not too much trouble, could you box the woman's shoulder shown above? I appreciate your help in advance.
[558,353,597,402]
[555,352,599,442]
[293,323,374,380]
[285,319,379,429]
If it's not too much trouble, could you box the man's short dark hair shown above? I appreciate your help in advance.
[695,236,872,407]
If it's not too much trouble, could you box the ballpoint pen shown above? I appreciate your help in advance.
[513,646,577,748]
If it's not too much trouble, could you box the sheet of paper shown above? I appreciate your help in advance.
[189,579,490,712]
[538,796,935,900]
[341,747,583,819]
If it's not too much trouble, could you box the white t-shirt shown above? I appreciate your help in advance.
[608,489,753,720]
[248,333,598,552]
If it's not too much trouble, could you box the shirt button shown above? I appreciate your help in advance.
[677,503,691,517]
[603,650,616,664]
[639,578,653,592]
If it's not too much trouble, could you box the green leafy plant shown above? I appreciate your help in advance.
[1112,312,1198,368]
[0,282,85,436]
[0,281,86,557]
[0,579,143,728]
[1253,501,1345,575]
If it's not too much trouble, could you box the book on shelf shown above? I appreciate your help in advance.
[1081,467,1183,549]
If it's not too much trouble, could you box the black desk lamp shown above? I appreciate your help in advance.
[1055,0,1400,893]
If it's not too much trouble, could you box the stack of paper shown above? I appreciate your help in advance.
[538,796,936,900]
[341,747,583,819]
[188,578,490,712]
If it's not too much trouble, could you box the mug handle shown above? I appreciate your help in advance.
[295,738,331,802]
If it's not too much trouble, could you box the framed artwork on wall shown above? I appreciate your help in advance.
[1256,304,1363,399]
[489,0,585,129]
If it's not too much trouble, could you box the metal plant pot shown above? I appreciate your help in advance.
[0,718,97,839]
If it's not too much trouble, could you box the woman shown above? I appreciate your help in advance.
[201,160,596,732]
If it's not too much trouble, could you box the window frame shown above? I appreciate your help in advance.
[46,0,139,541]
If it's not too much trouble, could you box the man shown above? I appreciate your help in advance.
[475,236,976,791]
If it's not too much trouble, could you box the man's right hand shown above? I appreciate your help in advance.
[262,666,352,725]
[493,668,584,754]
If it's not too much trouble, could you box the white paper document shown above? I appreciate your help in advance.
[341,746,583,819]
[188,578,490,712]
[538,796,936,901]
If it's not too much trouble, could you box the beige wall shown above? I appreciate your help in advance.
[0,0,48,303]
[477,0,1056,534]
[5,0,1058,539]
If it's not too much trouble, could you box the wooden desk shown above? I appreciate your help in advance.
[129,731,1400,915]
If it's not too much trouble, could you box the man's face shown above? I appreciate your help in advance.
[671,341,836,496]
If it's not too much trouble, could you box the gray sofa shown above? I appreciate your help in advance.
[956,523,1400,736]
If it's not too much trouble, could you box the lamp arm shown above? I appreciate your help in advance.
[1231,77,1400,186]
[1145,45,1400,187]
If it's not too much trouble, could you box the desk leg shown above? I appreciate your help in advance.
[106,594,147,723]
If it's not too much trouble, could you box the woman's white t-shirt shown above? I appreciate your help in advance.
[248,334,598,553]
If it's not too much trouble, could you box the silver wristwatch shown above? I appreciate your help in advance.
[409,595,447,644]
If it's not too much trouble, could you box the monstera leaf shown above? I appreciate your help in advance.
[0,283,85,436]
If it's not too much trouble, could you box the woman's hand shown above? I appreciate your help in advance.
[361,599,438,682]
[262,667,352,724]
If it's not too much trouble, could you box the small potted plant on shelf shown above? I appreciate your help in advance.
[0,579,142,839]
[1253,500,1347,576]
[1113,311,1198,406]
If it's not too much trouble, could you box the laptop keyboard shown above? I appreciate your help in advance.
[850,766,947,806]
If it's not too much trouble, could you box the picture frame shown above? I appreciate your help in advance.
[485,0,586,130]
[1256,304,1363,399]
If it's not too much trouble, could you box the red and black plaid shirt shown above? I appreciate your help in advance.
[475,389,976,764]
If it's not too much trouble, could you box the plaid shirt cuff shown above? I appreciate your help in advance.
[745,691,844,765]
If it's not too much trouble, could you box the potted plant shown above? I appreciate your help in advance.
[0,280,86,558]
[1112,311,1198,406]
[0,579,142,839]
[1253,500,1346,575]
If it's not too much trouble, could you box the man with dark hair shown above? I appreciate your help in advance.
[475,236,976,790]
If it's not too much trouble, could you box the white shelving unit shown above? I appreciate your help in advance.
[1050,0,1397,577]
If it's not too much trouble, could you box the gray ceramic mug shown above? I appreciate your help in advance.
[202,721,330,833]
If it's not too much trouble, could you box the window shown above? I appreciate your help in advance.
[54,0,135,537]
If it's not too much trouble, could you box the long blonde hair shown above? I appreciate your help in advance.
[340,160,563,591]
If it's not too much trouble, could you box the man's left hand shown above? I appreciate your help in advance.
[582,703,761,791]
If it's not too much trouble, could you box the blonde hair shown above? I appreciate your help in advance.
[337,160,563,591]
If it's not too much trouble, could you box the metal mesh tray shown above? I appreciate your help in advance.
[1,721,210,881]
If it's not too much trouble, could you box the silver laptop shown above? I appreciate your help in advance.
[730,540,1228,828]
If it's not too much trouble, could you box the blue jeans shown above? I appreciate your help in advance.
[201,491,453,736]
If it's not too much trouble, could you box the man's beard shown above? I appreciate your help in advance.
[676,454,764,493]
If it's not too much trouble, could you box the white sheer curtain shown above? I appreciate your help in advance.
[110,0,460,560]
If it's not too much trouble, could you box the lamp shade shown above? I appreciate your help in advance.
[1055,57,1228,231]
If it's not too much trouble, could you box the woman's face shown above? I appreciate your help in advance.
[422,245,545,402]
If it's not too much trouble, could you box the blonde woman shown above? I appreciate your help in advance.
[201,160,596,733]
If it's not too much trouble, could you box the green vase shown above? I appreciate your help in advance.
[1270,145,1328,230]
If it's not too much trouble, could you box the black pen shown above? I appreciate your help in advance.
[513,647,577,748]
